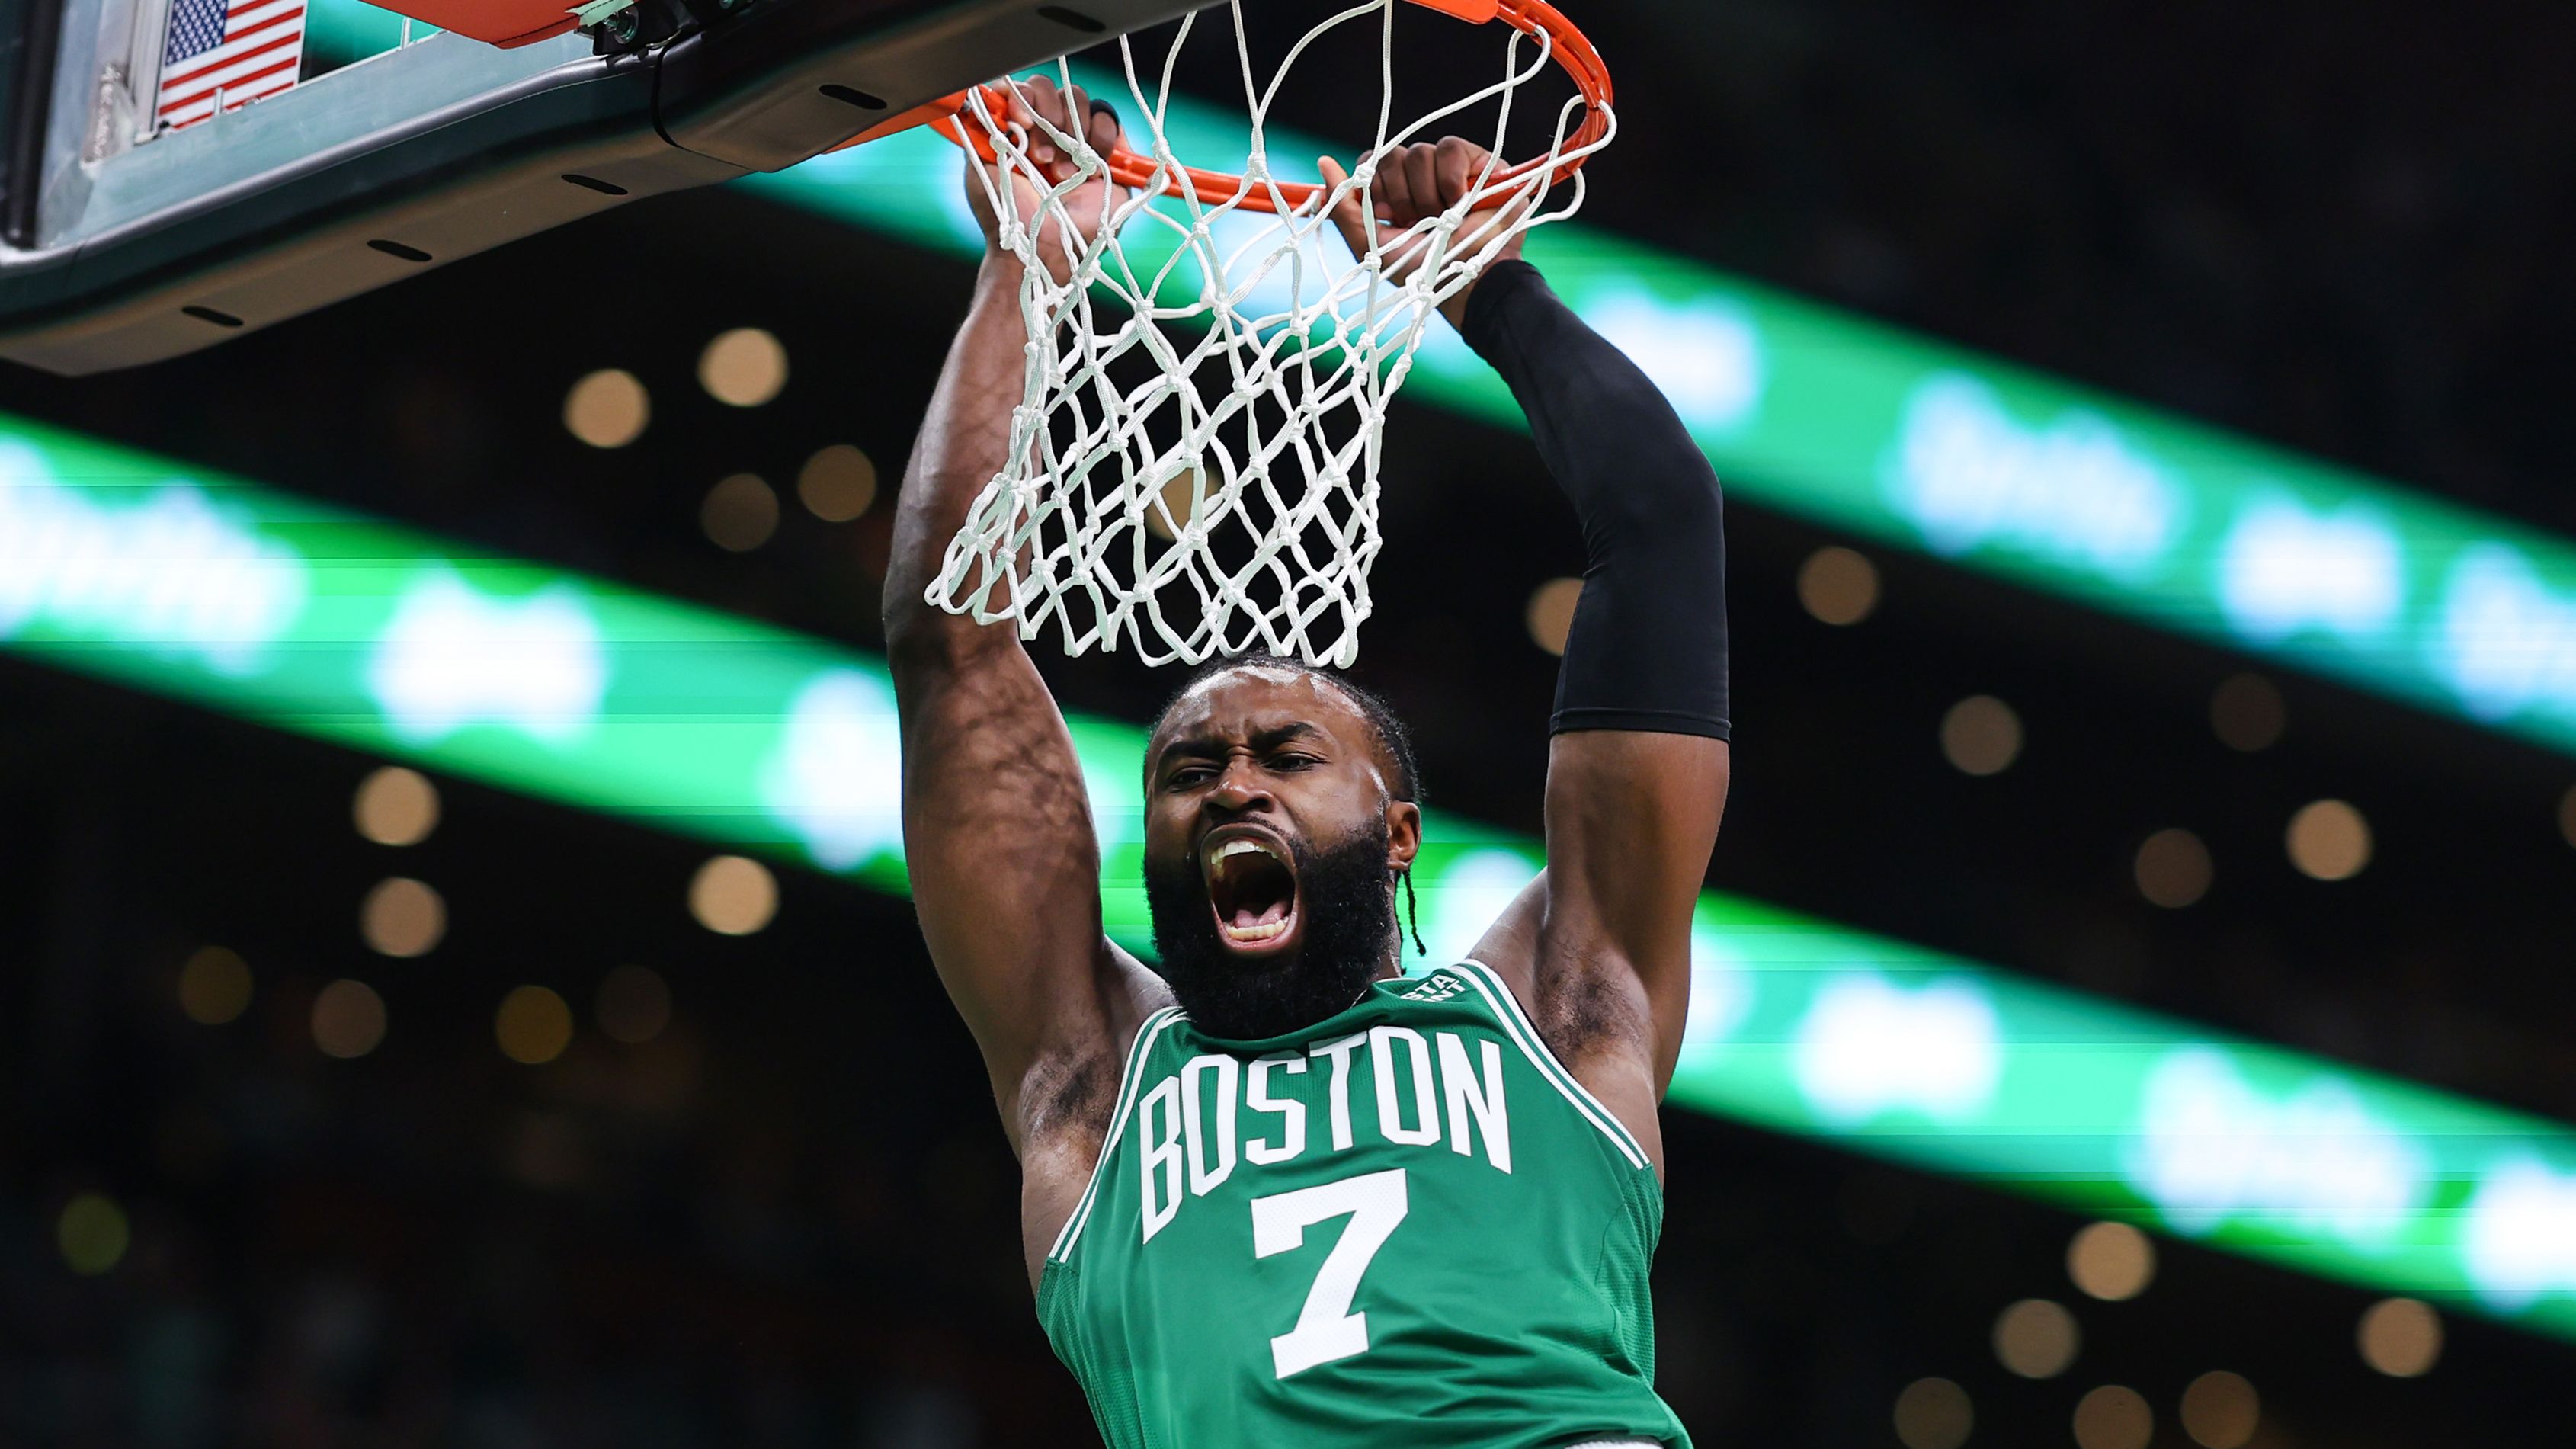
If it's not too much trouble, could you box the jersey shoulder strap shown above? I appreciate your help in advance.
[1047,1006,1186,1265]
[1447,960,1653,1171]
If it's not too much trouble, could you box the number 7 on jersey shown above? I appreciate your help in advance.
[1249,1168,1410,1380]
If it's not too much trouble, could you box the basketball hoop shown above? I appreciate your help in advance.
[908,0,1615,668]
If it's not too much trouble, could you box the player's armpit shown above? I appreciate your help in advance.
[1538,730,1729,1085]
[1468,732,1726,1104]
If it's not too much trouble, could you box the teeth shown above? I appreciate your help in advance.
[1206,837,1292,947]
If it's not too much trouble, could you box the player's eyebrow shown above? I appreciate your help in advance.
[1152,720,1324,774]
[1153,735,1218,772]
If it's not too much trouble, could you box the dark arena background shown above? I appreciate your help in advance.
[5,1,2575,1445]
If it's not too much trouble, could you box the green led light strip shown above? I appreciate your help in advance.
[293,5,2576,761]
[5,413,2572,1338]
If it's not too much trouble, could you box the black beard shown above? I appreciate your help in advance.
[1144,818,1398,1042]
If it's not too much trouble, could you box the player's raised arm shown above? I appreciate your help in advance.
[1322,139,1732,1113]
[882,79,1165,1168]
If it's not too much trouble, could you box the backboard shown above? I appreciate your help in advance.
[0,0,1205,373]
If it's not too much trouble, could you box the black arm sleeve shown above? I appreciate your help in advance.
[1461,259,1732,740]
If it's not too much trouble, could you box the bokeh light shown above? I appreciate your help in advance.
[2067,1220,2156,1300]
[56,1193,129,1276]
[699,327,788,406]
[2286,798,2372,880]
[1141,466,1206,543]
[1992,1297,2080,1378]
[1941,695,2023,776]
[563,368,649,447]
[2180,1370,2260,1448]
[2072,1384,2153,1449]
[690,855,778,935]
[1525,577,1583,656]
[796,444,879,521]
[2358,1297,2443,1376]
[1892,1376,1972,1449]
[597,964,673,1044]
[312,979,389,1059]
[177,944,253,1025]
[1798,545,1880,625]
[360,876,446,957]
[2209,673,2286,752]
[701,473,780,552]
[496,985,575,1066]
[2133,829,2212,909]
[353,765,440,846]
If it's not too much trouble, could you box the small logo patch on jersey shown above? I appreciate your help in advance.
[1400,973,1466,1003]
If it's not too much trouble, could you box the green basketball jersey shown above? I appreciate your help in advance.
[1037,960,1691,1448]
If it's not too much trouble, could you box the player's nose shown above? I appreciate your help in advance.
[1204,757,1275,813]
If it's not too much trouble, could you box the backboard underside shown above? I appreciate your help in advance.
[0,0,1205,373]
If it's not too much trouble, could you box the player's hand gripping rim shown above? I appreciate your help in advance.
[962,75,1132,286]
[1316,136,1534,326]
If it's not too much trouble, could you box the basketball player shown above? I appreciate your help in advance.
[883,79,1729,1447]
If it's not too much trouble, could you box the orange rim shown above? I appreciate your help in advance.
[839,0,1610,216]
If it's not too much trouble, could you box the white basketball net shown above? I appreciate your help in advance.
[924,0,1613,667]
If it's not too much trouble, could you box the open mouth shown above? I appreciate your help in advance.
[1203,832,1300,952]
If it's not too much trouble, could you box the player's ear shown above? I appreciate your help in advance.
[1384,798,1422,871]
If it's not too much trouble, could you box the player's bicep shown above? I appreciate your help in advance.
[892,639,1140,1129]
[1534,729,1729,1082]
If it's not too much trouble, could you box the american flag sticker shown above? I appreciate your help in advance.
[157,0,307,132]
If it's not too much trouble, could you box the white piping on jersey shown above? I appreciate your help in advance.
[1049,1007,1185,1264]
[1453,960,1652,1171]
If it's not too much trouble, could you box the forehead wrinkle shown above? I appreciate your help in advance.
[1251,721,1326,750]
